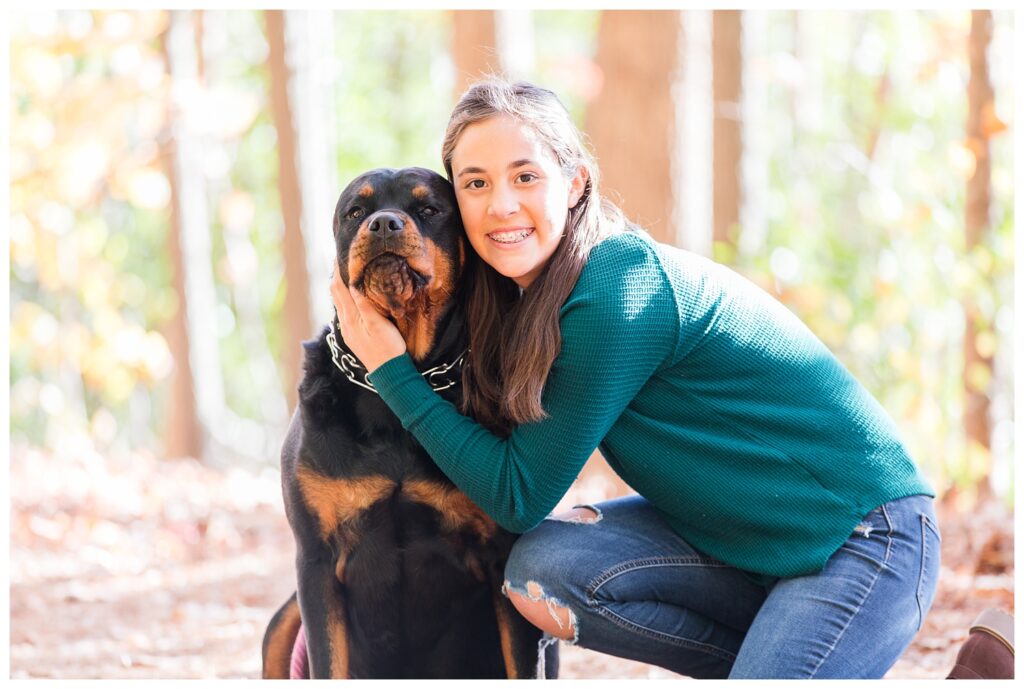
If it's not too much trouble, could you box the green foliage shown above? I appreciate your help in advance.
[332,11,453,177]
[8,10,1013,500]
[10,10,175,454]
[730,11,1014,499]
[532,10,602,124]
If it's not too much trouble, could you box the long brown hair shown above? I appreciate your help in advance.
[441,79,632,435]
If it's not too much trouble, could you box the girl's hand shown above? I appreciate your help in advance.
[330,260,407,373]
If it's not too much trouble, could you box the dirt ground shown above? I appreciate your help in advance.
[8,446,1014,679]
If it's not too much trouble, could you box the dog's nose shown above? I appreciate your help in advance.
[368,212,405,236]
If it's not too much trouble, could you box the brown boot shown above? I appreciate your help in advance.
[947,608,1014,679]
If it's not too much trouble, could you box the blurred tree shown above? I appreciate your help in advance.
[530,10,601,123]
[450,11,541,102]
[161,15,202,460]
[266,9,313,414]
[713,10,743,251]
[329,12,452,174]
[586,10,683,244]
[451,11,498,95]
[962,9,1001,501]
[162,10,229,462]
[8,10,1012,494]
[198,10,290,448]
[728,11,1013,502]
[11,11,175,455]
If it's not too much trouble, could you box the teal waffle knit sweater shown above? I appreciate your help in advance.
[368,232,933,578]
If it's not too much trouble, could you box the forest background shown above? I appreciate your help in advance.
[7,8,1016,679]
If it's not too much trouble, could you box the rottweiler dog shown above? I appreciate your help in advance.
[261,168,557,679]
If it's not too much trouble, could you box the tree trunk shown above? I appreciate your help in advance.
[451,11,499,96]
[188,10,290,445]
[160,128,203,460]
[712,10,742,250]
[586,10,684,245]
[161,9,226,462]
[963,9,994,497]
[266,10,314,414]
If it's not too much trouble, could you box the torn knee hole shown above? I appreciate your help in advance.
[505,580,579,643]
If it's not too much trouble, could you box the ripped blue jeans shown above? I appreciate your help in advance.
[503,493,940,679]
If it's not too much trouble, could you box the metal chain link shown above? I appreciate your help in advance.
[326,321,465,395]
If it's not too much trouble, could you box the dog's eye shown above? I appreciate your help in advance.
[346,207,365,220]
[422,206,439,217]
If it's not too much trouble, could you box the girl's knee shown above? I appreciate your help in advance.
[503,527,586,643]
[505,584,578,642]
[505,521,562,581]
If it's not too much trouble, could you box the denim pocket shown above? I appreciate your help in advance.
[922,510,942,543]
[914,512,941,630]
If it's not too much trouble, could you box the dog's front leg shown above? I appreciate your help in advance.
[296,546,349,679]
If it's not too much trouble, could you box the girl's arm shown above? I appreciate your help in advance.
[368,241,678,532]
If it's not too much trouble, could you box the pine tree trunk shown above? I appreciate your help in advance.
[964,9,994,497]
[161,128,203,460]
[266,10,313,414]
[451,11,498,96]
[586,10,683,245]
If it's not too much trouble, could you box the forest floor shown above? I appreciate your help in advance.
[8,446,1015,679]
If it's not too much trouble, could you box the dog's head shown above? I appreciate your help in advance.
[333,167,465,360]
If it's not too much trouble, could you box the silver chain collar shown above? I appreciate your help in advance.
[326,320,466,395]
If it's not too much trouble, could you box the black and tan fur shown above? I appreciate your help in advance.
[261,168,556,679]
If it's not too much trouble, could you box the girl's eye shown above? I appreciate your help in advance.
[347,207,364,219]
[517,172,538,183]
[465,179,485,190]
[422,206,439,217]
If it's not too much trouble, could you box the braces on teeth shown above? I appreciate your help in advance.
[491,229,532,242]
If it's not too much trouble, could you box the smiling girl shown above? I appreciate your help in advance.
[329,79,940,679]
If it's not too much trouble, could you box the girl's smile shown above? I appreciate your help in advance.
[487,226,535,245]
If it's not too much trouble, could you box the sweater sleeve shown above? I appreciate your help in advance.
[367,235,679,532]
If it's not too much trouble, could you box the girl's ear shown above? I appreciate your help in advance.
[568,165,588,209]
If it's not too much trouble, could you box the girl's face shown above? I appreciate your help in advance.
[450,115,586,289]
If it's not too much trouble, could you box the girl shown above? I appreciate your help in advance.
[330,79,940,679]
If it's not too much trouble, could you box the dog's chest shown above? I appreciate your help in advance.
[297,379,494,548]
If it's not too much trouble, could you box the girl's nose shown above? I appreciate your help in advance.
[487,184,519,217]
